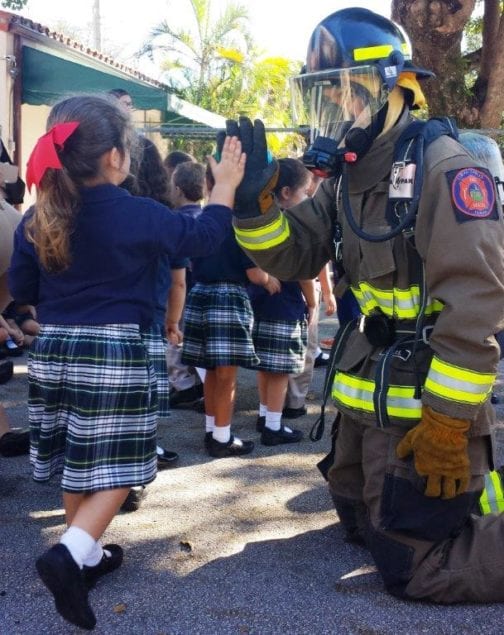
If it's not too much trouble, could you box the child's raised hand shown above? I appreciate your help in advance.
[207,136,246,193]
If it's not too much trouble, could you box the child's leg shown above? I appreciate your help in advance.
[206,366,254,457]
[263,371,289,415]
[203,369,216,416]
[257,370,267,406]
[260,370,303,445]
[64,488,129,540]
[213,365,238,428]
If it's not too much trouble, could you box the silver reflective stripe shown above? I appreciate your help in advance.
[427,368,491,396]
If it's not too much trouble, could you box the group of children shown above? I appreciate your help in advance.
[5,91,336,629]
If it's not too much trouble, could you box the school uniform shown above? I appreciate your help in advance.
[248,281,308,374]
[181,227,259,369]
[8,184,231,492]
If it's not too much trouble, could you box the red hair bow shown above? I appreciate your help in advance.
[26,121,80,191]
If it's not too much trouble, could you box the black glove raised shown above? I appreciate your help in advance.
[217,117,279,219]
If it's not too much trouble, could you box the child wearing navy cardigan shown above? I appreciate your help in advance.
[9,94,245,630]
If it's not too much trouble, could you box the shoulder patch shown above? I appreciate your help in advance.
[445,167,499,223]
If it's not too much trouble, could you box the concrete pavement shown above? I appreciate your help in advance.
[1,312,504,634]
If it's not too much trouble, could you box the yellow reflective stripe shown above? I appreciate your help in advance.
[332,372,422,419]
[424,356,495,405]
[351,282,444,319]
[353,42,410,62]
[233,214,290,251]
[479,471,504,514]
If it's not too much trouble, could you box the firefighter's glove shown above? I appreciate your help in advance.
[216,117,279,219]
[396,405,470,499]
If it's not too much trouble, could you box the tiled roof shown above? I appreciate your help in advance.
[2,10,168,89]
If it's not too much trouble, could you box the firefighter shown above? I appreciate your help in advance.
[224,8,504,603]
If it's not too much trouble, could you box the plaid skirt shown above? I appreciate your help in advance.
[28,324,157,493]
[181,282,259,369]
[252,318,307,374]
[140,324,170,417]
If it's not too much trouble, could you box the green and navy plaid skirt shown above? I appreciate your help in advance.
[252,318,307,374]
[140,324,171,417]
[181,282,259,369]
[28,324,157,493]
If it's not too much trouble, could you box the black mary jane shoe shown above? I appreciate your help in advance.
[83,544,124,589]
[36,544,96,630]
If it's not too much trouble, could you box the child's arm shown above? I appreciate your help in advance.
[206,137,246,208]
[246,266,281,295]
[318,263,336,316]
[0,315,24,345]
[299,279,318,325]
[165,267,186,345]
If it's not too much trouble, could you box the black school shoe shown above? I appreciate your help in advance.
[157,448,179,470]
[0,428,29,457]
[314,351,330,367]
[169,384,204,409]
[261,425,303,446]
[120,486,147,512]
[207,435,254,458]
[35,543,96,630]
[256,416,265,432]
[282,406,307,419]
[83,544,124,589]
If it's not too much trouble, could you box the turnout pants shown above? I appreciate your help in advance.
[328,413,504,603]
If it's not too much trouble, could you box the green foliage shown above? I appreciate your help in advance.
[141,0,304,157]
[1,0,28,9]
[464,15,482,53]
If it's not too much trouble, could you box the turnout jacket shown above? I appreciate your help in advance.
[234,110,504,435]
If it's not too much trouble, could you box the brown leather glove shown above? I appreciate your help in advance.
[396,405,470,499]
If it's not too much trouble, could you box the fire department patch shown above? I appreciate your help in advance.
[446,167,499,223]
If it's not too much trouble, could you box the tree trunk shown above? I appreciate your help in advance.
[392,0,504,128]
[92,0,102,52]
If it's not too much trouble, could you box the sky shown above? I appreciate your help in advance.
[17,0,392,80]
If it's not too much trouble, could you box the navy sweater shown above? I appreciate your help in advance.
[9,184,231,329]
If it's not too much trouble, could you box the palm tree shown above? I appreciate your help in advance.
[140,0,252,112]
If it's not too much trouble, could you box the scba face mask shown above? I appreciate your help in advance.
[291,65,390,177]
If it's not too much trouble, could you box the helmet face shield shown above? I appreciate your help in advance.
[291,65,389,145]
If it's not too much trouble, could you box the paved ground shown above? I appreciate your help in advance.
[1,312,504,634]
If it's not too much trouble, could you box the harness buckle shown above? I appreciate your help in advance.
[422,325,434,344]
[394,348,412,362]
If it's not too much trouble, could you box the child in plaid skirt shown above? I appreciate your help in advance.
[8,94,245,630]
[181,166,280,458]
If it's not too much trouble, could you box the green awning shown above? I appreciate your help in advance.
[21,46,167,111]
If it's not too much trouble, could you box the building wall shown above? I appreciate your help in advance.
[0,27,17,161]
[20,103,50,209]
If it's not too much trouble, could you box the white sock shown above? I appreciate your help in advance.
[266,411,292,433]
[265,411,282,431]
[81,540,104,567]
[259,403,267,417]
[205,415,215,433]
[59,526,97,569]
[156,445,164,455]
[212,424,231,443]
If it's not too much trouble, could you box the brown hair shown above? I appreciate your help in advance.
[172,162,205,202]
[164,150,194,172]
[274,158,311,194]
[123,136,171,205]
[25,94,135,272]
